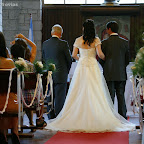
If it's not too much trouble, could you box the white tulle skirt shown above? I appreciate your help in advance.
[45,58,135,132]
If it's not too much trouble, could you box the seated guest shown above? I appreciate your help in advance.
[10,33,37,63]
[0,32,20,144]
[11,44,46,128]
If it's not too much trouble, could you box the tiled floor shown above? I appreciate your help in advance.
[129,116,142,144]
[7,114,142,144]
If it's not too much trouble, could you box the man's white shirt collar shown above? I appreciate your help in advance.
[110,33,118,36]
[52,35,59,38]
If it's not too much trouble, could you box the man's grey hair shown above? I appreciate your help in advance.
[51,24,63,34]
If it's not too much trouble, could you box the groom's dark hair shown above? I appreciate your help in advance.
[106,21,119,33]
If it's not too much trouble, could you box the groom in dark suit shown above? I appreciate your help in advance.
[100,21,129,119]
[42,24,72,119]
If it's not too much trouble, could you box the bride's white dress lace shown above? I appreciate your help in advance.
[45,36,135,132]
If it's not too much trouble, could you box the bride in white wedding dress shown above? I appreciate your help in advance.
[45,19,135,132]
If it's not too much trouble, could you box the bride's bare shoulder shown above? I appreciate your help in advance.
[74,36,83,46]
[75,36,83,41]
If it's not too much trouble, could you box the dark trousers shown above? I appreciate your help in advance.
[47,83,67,119]
[106,81,127,119]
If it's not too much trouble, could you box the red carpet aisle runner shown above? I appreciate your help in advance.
[45,131,129,144]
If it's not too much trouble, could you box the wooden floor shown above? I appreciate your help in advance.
[7,114,142,144]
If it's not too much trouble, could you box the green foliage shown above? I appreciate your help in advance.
[34,61,43,74]
[132,48,144,77]
[47,63,56,72]
[14,58,28,72]
[43,60,56,72]
[15,63,25,72]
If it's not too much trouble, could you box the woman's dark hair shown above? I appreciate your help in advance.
[0,32,7,58]
[106,21,119,33]
[11,44,25,59]
[83,19,95,46]
[15,39,31,61]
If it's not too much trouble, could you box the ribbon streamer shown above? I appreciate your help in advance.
[44,71,54,114]
[130,75,144,133]
[0,69,54,130]
[0,68,15,114]
[17,71,21,131]
[21,73,40,108]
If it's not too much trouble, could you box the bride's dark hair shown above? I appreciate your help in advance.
[83,19,95,46]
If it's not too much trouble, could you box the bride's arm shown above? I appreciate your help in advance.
[72,46,79,61]
[96,44,105,60]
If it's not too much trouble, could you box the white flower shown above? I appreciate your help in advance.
[136,53,142,60]
[15,57,28,71]
[49,63,56,70]
[52,64,56,69]
[142,32,144,41]
[140,47,144,54]
[15,57,28,68]
[18,57,25,61]
[36,61,43,68]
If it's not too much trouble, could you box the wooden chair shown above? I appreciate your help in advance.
[0,70,52,139]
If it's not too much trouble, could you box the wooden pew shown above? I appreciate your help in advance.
[0,70,52,138]
[0,70,19,142]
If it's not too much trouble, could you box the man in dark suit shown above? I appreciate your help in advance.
[100,21,129,119]
[42,24,72,119]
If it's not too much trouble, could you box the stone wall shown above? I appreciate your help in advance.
[0,0,2,31]
[2,0,42,60]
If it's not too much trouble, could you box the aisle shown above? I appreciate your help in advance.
[8,114,140,144]
[45,131,129,144]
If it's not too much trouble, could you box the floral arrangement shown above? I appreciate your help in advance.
[34,61,44,73]
[131,47,144,77]
[43,60,56,72]
[15,57,28,71]
[47,63,56,72]
[142,32,144,41]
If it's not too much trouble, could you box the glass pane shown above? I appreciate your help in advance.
[137,0,144,3]
[87,0,104,4]
[65,0,85,4]
[44,0,64,4]
[119,0,136,4]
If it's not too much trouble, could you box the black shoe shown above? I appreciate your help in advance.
[36,119,47,128]
[11,133,20,144]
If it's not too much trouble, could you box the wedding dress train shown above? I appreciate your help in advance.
[45,37,135,132]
